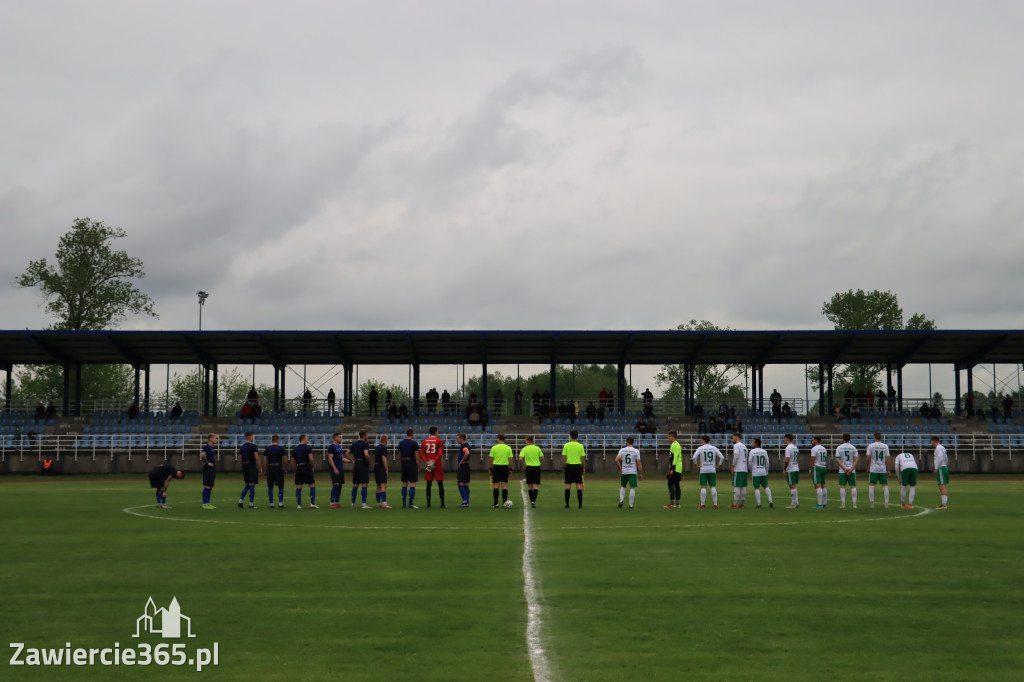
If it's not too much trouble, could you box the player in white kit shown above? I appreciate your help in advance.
[865,432,891,509]
[747,438,773,508]
[894,451,919,508]
[810,436,829,508]
[783,433,800,508]
[932,436,950,509]
[729,433,748,508]
[615,437,643,509]
[692,434,725,509]
[833,433,859,509]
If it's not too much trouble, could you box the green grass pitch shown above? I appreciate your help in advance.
[1,474,1022,681]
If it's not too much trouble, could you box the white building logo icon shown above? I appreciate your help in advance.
[133,597,196,639]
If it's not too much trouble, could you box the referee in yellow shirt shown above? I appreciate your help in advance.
[520,435,544,508]
[489,434,514,508]
[562,430,586,509]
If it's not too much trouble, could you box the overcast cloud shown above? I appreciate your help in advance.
[2,1,1022,398]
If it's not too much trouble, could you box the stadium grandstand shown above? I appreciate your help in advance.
[2,328,1023,475]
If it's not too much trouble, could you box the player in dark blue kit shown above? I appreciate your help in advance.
[148,463,183,508]
[397,429,420,508]
[347,429,371,509]
[201,433,218,509]
[327,432,351,509]
[237,431,264,509]
[456,433,472,507]
[263,435,287,508]
[374,435,391,508]
[292,434,318,509]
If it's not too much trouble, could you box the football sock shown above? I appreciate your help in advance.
[381,492,386,504]
[816,488,823,505]
[629,488,636,506]
[502,488,508,504]
[269,485,274,504]
[332,484,341,503]
[437,482,445,504]
[361,486,368,504]
[620,487,626,503]
[465,485,470,503]
[351,486,358,504]
[565,489,571,506]
[156,491,161,504]
[823,489,828,505]
[529,489,537,503]
[733,488,740,504]
[279,488,284,504]
[401,487,408,506]
[851,488,857,505]
[941,494,948,506]
[409,488,416,505]
[376,492,381,504]
[426,481,433,504]
[710,488,718,506]
[202,488,210,505]
[883,487,890,505]
[667,480,673,501]
[310,488,315,505]
[494,488,500,505]
[765,488,773,504]
[577,489,583,507]
[901,487,907,505]
[296,489,302,506]
[791,489,798,505]
[869,487,875,504]
[840,488,847,505]
[755,489,762,505]
[909,487,916,505]
[740,488,747,504]
[240,487,247,502]
[700,489,707,506]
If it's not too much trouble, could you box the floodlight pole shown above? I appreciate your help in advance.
[197,291,209,414]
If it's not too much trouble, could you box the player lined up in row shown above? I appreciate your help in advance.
[144,428,950,513]
[668,431,950,512]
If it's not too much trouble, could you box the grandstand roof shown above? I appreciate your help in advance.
[0,329,1022,368]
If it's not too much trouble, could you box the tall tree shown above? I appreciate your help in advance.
[655,320,746,408]
[13,218,158,410]
[809,289,936,397]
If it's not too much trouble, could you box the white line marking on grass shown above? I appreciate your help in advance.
[121,505,520,531]
[521,481,553,682]
[558,505,934,530]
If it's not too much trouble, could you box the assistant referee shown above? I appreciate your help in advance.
[562,430,586,509]
[489,434,514,508]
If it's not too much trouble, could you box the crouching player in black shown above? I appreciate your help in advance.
[292,434,318,509]
[149,463,183,508]
[263,435,287,508]
[237,431,264,509]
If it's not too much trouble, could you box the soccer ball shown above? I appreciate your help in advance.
[503,500,514,509]
[425,461,435,472]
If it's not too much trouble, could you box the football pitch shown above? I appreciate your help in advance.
[1,475,1022,681]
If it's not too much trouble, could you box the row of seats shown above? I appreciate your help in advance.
[82,424,193,434]
[74,435,187,449]
[91,416,199,427]
[0,425,48,435]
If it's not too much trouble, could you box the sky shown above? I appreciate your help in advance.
[2,1,1023,402]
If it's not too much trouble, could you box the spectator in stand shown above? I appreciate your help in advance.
[965,393,975,418]
[841,401,851,419]
[327,388,336,413]
[930,403,942,418]
[645,417,657,434]
[302,389,313,414]
[386,388,394,413]
[770,388,782,418]
[698,418,708,434]
[240,401,253,421]
[719,402,729,419]
[733,418,744,435]
[865,390,874,411]
[251,402,263,420]
[566,402,576,424]
[585,402,596,421]
[127,402,140,420]
[708,416,718,432]
[1003,394,1013,419]
[170,402,183,419]
[634,416,647,433]
[368,386,378,416]
[34,402,45,420]
[531,389,541,416]
[398,402,409,419]
[541,389,552,411]
[976,408,986,421]
[45,402,57,418]
[833,405,843,423]
[441,389,451,414]
[888,386,897,412]
[596,404,606,422]
[850,401,861,419]
[599,388,609,411]
[694,402,704,418]
[388,402,399,420]
[919,402,931,418]
[844,387,855,408]
[876,389,887,412]
[493,389,504,416]
[468,407,480,426]
[557,401,568,419]
[247,385,258,406]
[607,390,615,412]
[513,385,524,415]
[781,402,792,418]
[479,407,490,427]
[642,388,654,406]
[642,402,655,419]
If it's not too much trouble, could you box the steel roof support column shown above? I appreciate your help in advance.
[750,364,758,414]
[827,365,834,416]
[886,364,893,414]
[280,365,287,414]
[617,364,626,415]
[74,364,82,417]
[413,363,421,416]
[133,366,141,408]
[212,364,219,417]
[818,364,825,416]
[758,365,765,415]
[481,363,488,418]
[954,363,961,417]
[897,364,904,413]
[62,364,70,416]
[549,364,556,407]
[144,365,151,413]
[4,366,12,413]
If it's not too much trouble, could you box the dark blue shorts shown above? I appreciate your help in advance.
[330,468,345,485]
[400,459,418,483]
[294,465,315,486]
[242,463,259,485]
[457,463,471,484]
[374,466,388,485]
[202,467,216,487]
[352,462,370,485]
[267,466,284,487]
